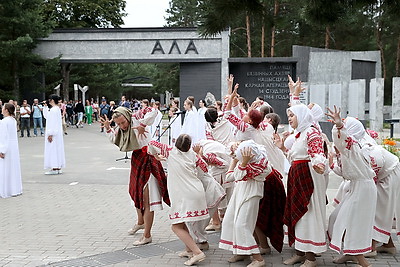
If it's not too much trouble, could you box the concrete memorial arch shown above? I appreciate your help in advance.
[34,27,230,102]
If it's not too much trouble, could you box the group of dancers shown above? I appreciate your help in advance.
[101,75,400,267]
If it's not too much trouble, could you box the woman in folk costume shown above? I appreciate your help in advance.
[204,107,234,146]
[219,140,272,267]
[101,106,169,246]
[224,85,263,142]
[148,134,208,266]
[325,109,377,267]
[0,103,22,198]
[274,104,327,267]
[180,99,199,145]
[150,101,163,141]
[194,139,231,231]
[358,127,400,256]
[43,94,66,175]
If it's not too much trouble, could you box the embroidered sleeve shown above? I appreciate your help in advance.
[290,95,301,106]
[332,125,356,154]
[368,156,381,183]
[196,155,208,172]
[139,108,157,126]
[234,158,270,182]
[259,121,269,131]
[306,128,324,157]
[148,140,172,158]
[224,110,248,132]
[203,153,226,167]
[205,129,214,140]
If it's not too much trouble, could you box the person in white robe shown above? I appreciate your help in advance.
[180,99,199,145]
[150,102,163,141]
[148,135,207,266]
[219,140,270,267]
[326,109,377,267]
[204,107,234,146]
[197,99,207,141]
[42,95,65,175]
[0,103,22,198]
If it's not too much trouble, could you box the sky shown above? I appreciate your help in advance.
[122,0,170,27]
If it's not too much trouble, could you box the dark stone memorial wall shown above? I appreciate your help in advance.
[229,59,297,123]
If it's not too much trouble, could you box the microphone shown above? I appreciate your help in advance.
[174,110,186,115]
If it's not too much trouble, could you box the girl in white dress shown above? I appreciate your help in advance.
[180,100,199,145]
[326,109,377,267]
[274,104,327,267]
[148,134,208,266]
[219,140,271,267]
[0,103,22,198]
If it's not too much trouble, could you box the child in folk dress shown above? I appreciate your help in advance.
[148,134,208,266]
[326,108,377,267]
[219,140,272,267]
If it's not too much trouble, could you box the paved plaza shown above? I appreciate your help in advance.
[0,122,399,267]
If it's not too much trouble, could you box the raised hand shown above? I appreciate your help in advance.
[100,115,111,130]
[240,147,254,166]
[326,105,342,127]
[133,125,148,138]
[227,74,234,94]
[288,75,299,94]
[273,133,285,151]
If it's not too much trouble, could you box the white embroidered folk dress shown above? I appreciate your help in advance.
[361,143,400,243]
[43,105,66,169]
[205,117,234,146]
[148,141,209,224]
[223,110,259,142]
[180,109,199,145]
[328,125,377,255]
[287,126,328,253]
[219,142,272,255]
[0,116,22,198]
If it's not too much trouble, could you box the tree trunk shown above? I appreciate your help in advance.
[325,26,330,49]
[377,21,386,81]
[261,24,265,57]
[396,36,400,76]
[270,0,279,57]
[11,58,20,101]
[61,63,72,101]
[246,14,252,57]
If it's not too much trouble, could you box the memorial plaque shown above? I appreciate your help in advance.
[229,61,296,123]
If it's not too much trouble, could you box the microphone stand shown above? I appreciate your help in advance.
[116,151,130,162]
[152,111,164,139]
[158,113,181,142]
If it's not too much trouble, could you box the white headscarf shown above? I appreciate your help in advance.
[344,117,365,142]
[310,103,324,130]
[235,140,268,163]
[287,104,313,134]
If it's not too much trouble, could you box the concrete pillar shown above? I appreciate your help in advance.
[309,84,327,109]
[220,30,230,98]
[369,78,384,132]
[348,79,366,120]
[328,83,342,110]
[392,77,400,135]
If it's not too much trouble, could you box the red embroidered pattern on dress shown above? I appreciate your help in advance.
[373,226,391,236]
[259,121,269,131]
[196,156,208,172]
[237,158,269,181]
[133,107,152,120]
[295,237,326,246]
[226,113,248,132]
[343,247,372,254]
[149,140,172,158]
[369,156,381,183]
[219,239,259,250]
[306,128,324,157]
[344,136,356,150]
[239,109,246,119]
[150,201,162,206]
[205,130,214,140]
[204,153,224,166]
[329,243,341,253]
[169,209,209,220]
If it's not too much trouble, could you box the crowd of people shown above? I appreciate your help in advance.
[100,74,399,267]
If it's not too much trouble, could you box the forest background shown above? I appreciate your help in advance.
[0,0,399,104]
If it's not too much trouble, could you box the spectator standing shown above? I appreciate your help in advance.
[20,100,31,137]
[66,100,74,125]
[92,100,99,122]
[119,95,130,108]
[108,101,117,127]
[59,100,68,135]
[0,99,3,120]
[31,99,44,137]
[99,99,110,132]
[14,100,21,132]
[43,94,65,175]
[85,100,93,125]
[74,99,84,128]
[0,103,23,198]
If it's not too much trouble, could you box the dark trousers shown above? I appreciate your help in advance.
[20,117,31,137]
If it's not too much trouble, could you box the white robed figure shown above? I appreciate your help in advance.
[0,103,22,198]
[180,99,199,144]
[43,95,66,175]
